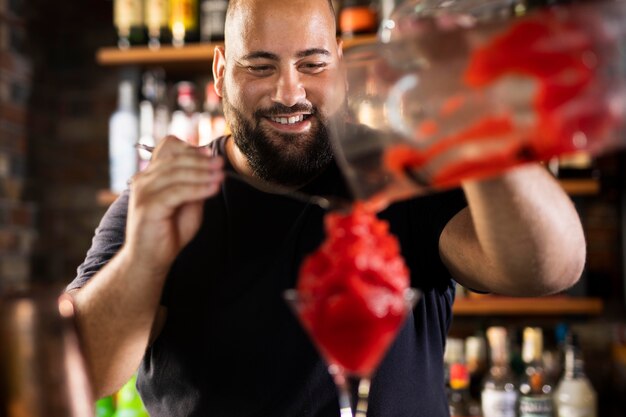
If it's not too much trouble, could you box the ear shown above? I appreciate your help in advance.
[336,39,348,92]
[337,38,344,60]
[213,46,226,98]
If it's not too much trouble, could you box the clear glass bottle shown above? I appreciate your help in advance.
[198,81,226,146]
[109,80,139,193]
[169,81,200,145]
[145,0,171,49]
[114,0,146,49]
[518,327,554,417]
[138,69,168,170]
[554,333,597,417]
[481,327,518,417]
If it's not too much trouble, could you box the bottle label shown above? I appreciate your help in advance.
[481,389,518,417]
[201,0,228,40]
[519,396,554,417]
[145,0,168,30]
[557,404,595,417]
[170,0,198,31]
[114,0,143,31]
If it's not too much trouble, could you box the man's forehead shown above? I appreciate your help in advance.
[225,0,336,59]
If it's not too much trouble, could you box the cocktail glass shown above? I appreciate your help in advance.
[283,287,420,417]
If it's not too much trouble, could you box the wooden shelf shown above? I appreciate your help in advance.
[95,35,378,68]
[97,43,218,68]
[559,178,600,196]
[453,296,603,316]
[97,190,119,207]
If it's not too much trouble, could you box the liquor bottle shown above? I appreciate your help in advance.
[151,71,171,145]
[339,0,378,38]
[198,81,227,145]
[555,152,599,180]
[145,0,171,49]
[379,0,397,22]
[449,363,477,417]
[466,334,488,402]
[481,327,518,417]
[114,374,149,417]
[109,80,139,194]
[543,323,569,384]
[95,396,115,417]
[114,0,146,49]
[138,70,167,170]
[200,0,228,42]
[138,95,154,169]
[445,338,465,393]
[554,333,597,417]
[169,81,200,145]
[519,327,554,417]
[169,0,200,47]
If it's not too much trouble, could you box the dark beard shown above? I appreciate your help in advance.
[222,93,335,187]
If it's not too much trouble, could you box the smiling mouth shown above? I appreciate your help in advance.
[268,114,311,125]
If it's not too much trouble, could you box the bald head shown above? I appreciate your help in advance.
[226,0,336,24]
[224,0,337,53]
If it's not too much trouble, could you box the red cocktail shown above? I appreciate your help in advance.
[284,205,419,417]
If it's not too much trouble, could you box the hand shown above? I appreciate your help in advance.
[124,136,224,277]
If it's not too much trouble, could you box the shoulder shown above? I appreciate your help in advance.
[66,189,130,292]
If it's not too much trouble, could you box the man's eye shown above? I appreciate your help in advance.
[300,62,328,74]
[247,65,273,75]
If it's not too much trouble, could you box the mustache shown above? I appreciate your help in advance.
[255,103,316,118]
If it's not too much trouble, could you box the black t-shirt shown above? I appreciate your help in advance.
[69,136,467,417]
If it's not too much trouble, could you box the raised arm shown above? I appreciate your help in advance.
[439,163,586,296]
[69,137,224,398]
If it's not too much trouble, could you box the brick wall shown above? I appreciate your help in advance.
[0,0,36,291]
[26,0,118,284]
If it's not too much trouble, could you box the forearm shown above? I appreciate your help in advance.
[443,164,586,296]
[70,247,167,398]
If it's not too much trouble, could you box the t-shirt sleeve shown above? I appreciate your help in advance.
[66,190,129,292]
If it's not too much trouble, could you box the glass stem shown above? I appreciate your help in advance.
[331,369,354,417]
[355,377,371,417]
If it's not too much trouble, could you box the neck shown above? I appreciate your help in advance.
[224,135,301,193]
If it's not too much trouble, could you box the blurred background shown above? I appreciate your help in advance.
[1,0,626,416]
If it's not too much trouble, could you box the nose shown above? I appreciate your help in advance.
[272,68,306,107]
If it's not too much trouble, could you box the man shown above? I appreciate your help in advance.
[68,0,586,416]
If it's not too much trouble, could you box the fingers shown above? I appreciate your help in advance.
[130,137,225,209]
[152,135,205,160]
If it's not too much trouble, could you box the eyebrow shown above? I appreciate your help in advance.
[242,48,331,61]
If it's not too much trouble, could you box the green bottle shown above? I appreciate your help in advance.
[95,396,116,417]
[113,375,150,417]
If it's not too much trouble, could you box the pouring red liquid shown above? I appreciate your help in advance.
[332,0,626,209]
[384,6,618,188]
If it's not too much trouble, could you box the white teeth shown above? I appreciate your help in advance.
[271,115,305,125]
